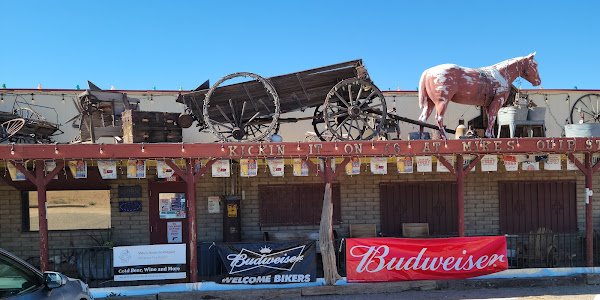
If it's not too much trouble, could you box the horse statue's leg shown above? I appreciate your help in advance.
[418,99,435,139]
[486,96,506,138]
[434,99,451,140]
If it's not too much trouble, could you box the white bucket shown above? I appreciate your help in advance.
[498,106,528,123]
[565,123,600,137]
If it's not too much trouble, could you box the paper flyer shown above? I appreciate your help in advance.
[416,156,432,172]
[68,160,88,179]
[240,158,257,177]
[293,158,309,176]
[97,160,117,179]
[503,155,518,171]
[193,159,202,175]
[436,156,454,172]
[396,156,413,173]
[567,153,583,171]
[212,159,231,177]
[127,160,146,178]
[370,157,387,175]
[522,161,540,171]
[544,154,562,170]
[7,162,26,181]
[267,159,285,176]
[345,157,361,175]
[157,160,175,179]
[45,161,58,179]
[463,155,476,172]
[480,155,498,172]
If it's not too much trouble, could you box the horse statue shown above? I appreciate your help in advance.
[418,53,541,139]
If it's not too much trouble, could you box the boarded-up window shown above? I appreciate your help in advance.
[380,182,457,236]
[499,181,577,234]
[259,184,341,226]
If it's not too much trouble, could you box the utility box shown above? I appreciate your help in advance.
[122,110,183,143]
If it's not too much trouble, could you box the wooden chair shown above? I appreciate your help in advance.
[349,224,377,238]
[402,223,429,237]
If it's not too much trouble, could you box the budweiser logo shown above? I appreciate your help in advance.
[226,245,305,274]
[349,245,506,273]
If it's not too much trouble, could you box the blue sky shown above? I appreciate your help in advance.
[1,1,599,91]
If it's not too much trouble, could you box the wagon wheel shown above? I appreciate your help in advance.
[324,78,387,140]
[570,94,600,124]
[0,118,25,143]
[312,104,334,141]
[203,72,280,142]
[14,107,44,121]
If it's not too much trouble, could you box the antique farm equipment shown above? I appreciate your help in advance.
[0,97,62,143]
[122,110,183,143]
[68,81,140,143]
[178,59,391,142]
[564,93,600,137]
[418,53,541,139]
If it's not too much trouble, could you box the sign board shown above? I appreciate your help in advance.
[113,244,186,281]
[208,196,220,214]
[167,222,182,243]
[118,186,142,198]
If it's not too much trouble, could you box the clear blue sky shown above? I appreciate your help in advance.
[2,1,598,91]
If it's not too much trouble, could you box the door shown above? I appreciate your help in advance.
[149,181,189,244]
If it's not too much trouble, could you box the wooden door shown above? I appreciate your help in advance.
[148,181,189,244]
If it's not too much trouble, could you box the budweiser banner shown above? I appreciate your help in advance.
[216,241,316,284]
[346,236,508,282]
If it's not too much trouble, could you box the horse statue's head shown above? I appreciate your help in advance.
[521,52,541,86]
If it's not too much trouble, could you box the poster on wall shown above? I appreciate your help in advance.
[159,193,186,219]
[567,153,584,171]
[522,161,540,171]
[208,196,220,214]
[293,158,309,176]
[480,155,498,172]
[113,244,186,281]
[503,155,518,171]
[167,222,182,243]
[544,154,562,170]
[396,157,413,173]
[436,156,454,172]
[212,159,231,177]
[215,241,317,284]
[98,160,118,179]
[193,158,202,175]
[370,157,387,175]
[346,236,507,282]
[345,157,361,175]
[68,160,88,179]
[127,160,146,178]
[416,156,432,173]
[463,155,476,172]
[240,159,257,177]
[157,160,175,178]
[7,162,26,181]
[267,159,284,177]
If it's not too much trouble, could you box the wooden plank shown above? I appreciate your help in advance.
[350,224,377,238]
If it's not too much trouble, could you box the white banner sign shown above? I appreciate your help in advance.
[208,196,220,214]
[480,155,498,172]
[113,244,186,281]
[416,156,432,173]
[544,154,562,170]
[98,160,118,179]
[212,159,231,177]
[370,157,388,175]
[157,160,175,179]
[503,155,518,172]
[267,159,284,177]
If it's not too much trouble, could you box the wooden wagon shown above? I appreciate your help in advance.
[177,59,394,142]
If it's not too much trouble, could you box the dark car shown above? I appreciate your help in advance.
[0,248,93,299]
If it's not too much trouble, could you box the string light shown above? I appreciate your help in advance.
[221,143,225,152]
[408,141,412,149]
[31,93,35,104]
[335,143,338,150]
[516,138,520,147]
[297,142,300,151]
[99,144,104,154]
[54,143,58,154]
[445,140,448,148]
[1,93,3,104]
[61,94,65,104]
[371,141,375,149]
[141,143,145,153]
[150,94,154,104]
[181,142,185,152]
[10,143,14,155]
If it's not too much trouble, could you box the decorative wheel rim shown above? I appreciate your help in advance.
[323,78,386,140]
[203,72,280,142]
[0,118,25,143]
[570,94,600,124]
[312,104,334,141]
[14,107,43,120]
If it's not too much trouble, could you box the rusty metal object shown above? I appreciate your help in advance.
[178,113,194,128]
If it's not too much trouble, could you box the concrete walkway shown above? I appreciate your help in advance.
[93,268,600,299]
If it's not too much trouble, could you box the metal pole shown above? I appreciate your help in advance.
[35,160,49,272]
[585,153,594,267]
[456,155,465,237]
[186,158,198,282]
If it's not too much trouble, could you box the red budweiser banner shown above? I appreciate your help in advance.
[346,236,508,282]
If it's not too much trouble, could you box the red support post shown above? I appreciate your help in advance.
[456,155,465,237]
[185,158,198,282]
[585,153,594,267]
[35,160,49,272]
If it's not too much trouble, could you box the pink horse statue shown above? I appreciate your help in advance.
[418,53,541,139]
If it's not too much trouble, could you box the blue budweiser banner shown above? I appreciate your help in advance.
[215,241,317,284]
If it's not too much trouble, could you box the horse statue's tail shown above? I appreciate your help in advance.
[418,71,427,110]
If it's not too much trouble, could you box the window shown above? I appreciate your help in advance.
[0,252,42,298]
[380,182,457,236]
[259,184,341,226]
[499,181,577,234]
[24,190,111,231]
